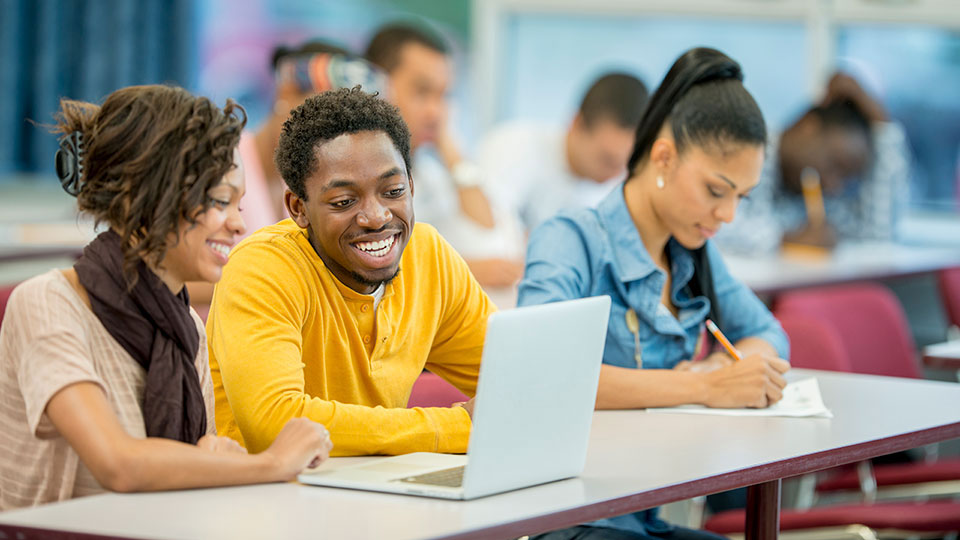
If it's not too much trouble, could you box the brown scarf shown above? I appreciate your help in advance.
[74,230,206,444]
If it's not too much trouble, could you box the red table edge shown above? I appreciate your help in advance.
[923,353,960,371]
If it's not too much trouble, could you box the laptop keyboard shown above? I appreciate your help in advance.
[394,466,465,488]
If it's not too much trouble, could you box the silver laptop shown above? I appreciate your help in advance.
[298,295,611,500]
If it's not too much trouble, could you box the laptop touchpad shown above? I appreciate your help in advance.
[357,462,435,475]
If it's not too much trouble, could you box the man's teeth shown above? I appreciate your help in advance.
[355,235,395,257]
[208,242,230,257]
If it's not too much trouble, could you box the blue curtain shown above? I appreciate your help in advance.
[0,0,197,176]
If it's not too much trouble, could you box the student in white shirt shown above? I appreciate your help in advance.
[365,22,524,288]
[480,73,649,233]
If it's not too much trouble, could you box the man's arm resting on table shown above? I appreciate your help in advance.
[229,386,473,457]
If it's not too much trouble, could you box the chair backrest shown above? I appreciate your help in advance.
[938,267,960,329]
[774,283,921,379]
[775,312,853,372]
[407,372,469,408]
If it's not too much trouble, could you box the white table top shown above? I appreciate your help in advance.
[924,340,960,372]
[926,340,960,358]
[722,241,960,295]
[2,369,959,540]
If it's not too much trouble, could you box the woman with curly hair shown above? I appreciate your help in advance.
[0,85,332,510]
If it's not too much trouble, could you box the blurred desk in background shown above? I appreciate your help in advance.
[0,222,92,284]
[724,241,960,296]
[0,222,94,247]
[0,176,93,283]
[723,212,960,295]
[0,244,83,264]
[898,211,960,247]
[924,340,960,378]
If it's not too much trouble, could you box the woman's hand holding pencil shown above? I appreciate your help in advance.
[706,319,742,361]
[697,320,790,408]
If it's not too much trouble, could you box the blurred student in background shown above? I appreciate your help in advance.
[188,41,387,313]
[365,22,525,289]
[0,85,331,510]
[717,72,911,252]
[518,48,789,540]
[239,41,388,237]
[480,72,648,233]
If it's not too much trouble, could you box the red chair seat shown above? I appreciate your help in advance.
[817,459,960,493]
[705,501,960,534]
[407,372,468,408]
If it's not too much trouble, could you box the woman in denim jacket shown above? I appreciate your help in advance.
[518,47,790,540]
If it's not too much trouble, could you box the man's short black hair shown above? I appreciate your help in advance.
[275,87,411,200]
[579,73,649,130]
[364,22,449,72]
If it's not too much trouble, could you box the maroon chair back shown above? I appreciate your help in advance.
[775,312,852,372]
[407,372,468,408]
[775,283,921,379]
[938,267,960,329]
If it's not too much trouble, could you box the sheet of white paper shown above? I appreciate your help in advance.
[646,377,833,418]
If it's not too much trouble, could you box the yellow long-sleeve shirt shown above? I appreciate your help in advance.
[207,220,496,456]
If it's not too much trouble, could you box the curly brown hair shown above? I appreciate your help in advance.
[53,85,246,282]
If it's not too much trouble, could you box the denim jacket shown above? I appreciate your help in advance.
[517,184,788,535]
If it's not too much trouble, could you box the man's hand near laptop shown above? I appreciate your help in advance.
[453,398,476,420]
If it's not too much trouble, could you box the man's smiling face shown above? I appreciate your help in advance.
[287,130,414,293]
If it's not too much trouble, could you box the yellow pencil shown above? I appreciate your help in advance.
[800,166,826,228]
[705,319,742,362]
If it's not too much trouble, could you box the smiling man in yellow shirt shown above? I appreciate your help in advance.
[207,87,495,456]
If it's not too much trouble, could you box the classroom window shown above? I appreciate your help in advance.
[496,13,809,134]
